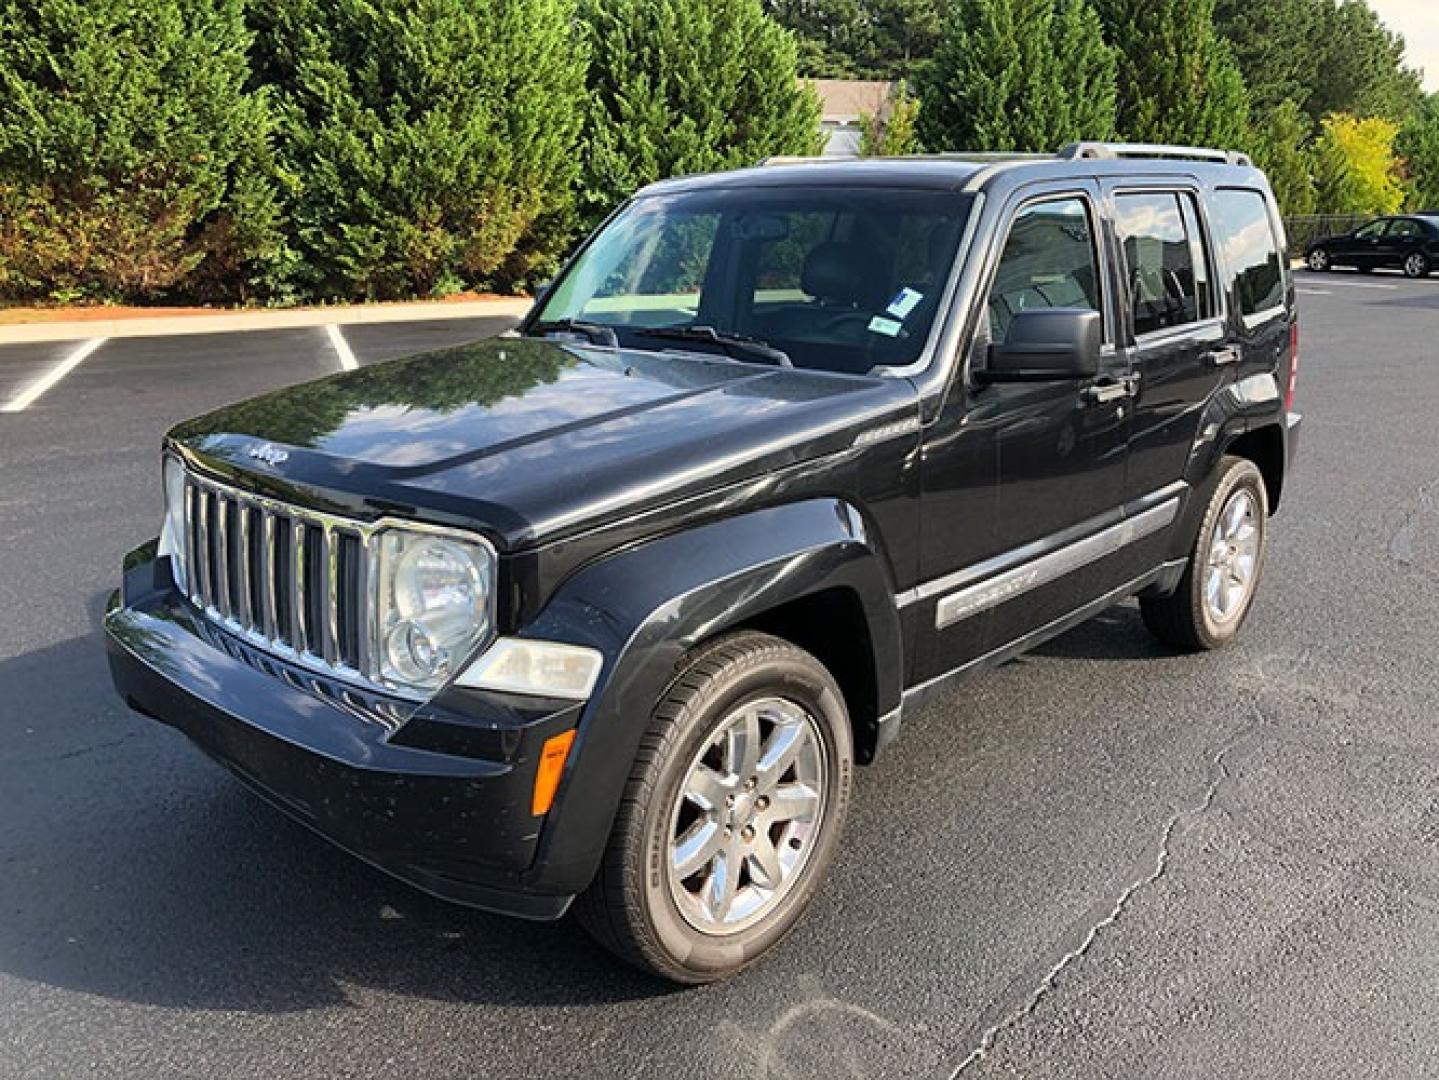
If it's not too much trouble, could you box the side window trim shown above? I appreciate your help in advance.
[1178,191,1219,321]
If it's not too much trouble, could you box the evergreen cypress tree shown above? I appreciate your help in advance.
[1247,102,1317,217]
[251,0,588,301]
[860,85,920,157]
[914,0,1116,153]
[578,0,821,227]
[0,0,284,303]
[1399,96,1439,212]
[1092,0,1250,149]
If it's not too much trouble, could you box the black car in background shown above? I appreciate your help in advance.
[1306,214,1439,278]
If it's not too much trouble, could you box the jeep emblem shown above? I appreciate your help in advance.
[247,443,290,466]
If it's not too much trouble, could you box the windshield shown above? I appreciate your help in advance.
[532,186,973,375]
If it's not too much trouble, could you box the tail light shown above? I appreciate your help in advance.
[1285,321,1299,411]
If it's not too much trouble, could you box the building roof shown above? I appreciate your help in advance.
[808,79,895,123]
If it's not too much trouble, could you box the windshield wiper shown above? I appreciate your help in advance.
[528,318,619,348]
[634,325,793,368]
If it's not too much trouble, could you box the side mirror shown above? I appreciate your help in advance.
[978,308,1101,383]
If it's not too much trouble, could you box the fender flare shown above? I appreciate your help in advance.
[1171,372,1287,559]
[516,498,902,895]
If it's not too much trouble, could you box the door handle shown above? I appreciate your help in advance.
[1082,374,1138,405]
[1209,346,1242,366]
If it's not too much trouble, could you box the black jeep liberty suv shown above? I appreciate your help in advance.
[106,142,1302,983]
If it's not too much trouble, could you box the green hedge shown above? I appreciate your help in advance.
[0,0,813,306]
[0,0,286,304]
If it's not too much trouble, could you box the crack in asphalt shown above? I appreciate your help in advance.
[1389,481,1435,572]
[948,710,1264,1077]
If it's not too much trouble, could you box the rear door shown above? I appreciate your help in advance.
[1377,217,1425,271]
[1105,184,1229,578]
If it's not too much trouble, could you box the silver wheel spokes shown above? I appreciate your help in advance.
[1204,489,1260,624]
[667,698,825,934]
[1407,254,1425,276]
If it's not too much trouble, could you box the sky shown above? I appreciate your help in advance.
[1366,0,1439,92]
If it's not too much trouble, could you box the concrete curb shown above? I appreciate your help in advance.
[0,297,533,346]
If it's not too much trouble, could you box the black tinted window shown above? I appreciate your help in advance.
[1114,192,1206,336]
[1389,219,1423,238]
[987,197,1102,342]
[1212,189,1285,320]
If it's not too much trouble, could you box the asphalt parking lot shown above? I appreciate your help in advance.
[2,272,1438,1079]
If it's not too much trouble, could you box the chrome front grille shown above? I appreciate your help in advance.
[180,471,370,680]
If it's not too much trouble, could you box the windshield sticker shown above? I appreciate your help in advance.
[868,316,903,338]
[886,287,924,320]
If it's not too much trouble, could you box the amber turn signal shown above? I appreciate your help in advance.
[532,730,577,816]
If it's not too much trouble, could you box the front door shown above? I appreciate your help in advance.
[1345,218,1390,268]
[913,186,1131,682]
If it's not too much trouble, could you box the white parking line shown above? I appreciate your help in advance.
[1298,288,1332,296]
[1295,275,1399,291]
[325,323,359,371]
[0,337,107,413]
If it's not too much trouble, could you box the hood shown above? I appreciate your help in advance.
[171,337,917,548]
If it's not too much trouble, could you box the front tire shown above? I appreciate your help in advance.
[1141,457,1268,651]
[1307,248,1331,272]
[574,631,853,983]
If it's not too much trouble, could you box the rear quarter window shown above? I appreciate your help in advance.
[1211,189,1286,324]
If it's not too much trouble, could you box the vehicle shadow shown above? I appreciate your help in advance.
[1024,601,1180,662]
[0,595,670,1015]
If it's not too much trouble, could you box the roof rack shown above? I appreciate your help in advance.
[1059,141,1253,168]
[759,142,1253,170]
[758,150,1049,167]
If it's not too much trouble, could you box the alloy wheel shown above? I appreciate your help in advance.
[666,697,827,934]
[1308,249,1330,272]
[1405,253,1428,278]
[1204,488,1261,625]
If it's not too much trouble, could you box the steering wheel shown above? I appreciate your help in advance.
[812,308,896,343]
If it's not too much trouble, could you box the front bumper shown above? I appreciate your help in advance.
[105,552,582,920]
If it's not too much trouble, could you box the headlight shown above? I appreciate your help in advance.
[157,455,188,591]
[374,529,495,692]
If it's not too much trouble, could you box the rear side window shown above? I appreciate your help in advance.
[1114,192,1211,337]
[1389,219,1422,239]
[1211,189,1285,322]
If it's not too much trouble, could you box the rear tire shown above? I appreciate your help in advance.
[574,631,853,984]
[1141,457,1268,651]
[1405,252,1431,279]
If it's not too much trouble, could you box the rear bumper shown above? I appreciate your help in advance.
[105,552,582,920]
